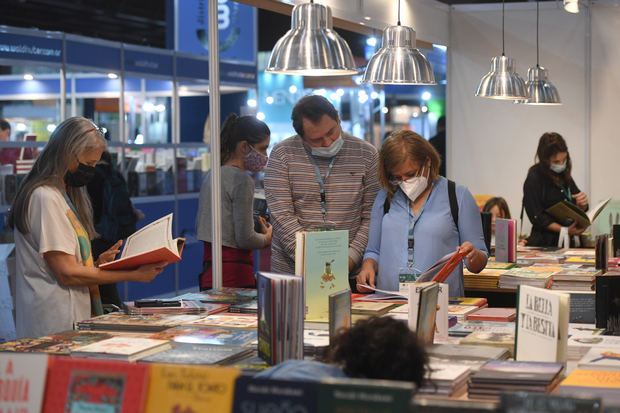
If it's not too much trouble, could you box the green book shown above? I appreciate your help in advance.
[545,198,610,228]
[296,230,349,322]
[317,378,414,413]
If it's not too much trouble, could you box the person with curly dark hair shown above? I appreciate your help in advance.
[255,316,429,388]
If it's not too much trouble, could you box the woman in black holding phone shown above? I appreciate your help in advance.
[523,132,588,247]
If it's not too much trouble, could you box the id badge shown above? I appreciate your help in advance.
[398,273,420,297]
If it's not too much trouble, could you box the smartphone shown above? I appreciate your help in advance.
[134,299,181,308]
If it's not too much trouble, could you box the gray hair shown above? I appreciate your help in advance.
[8,117,106,238]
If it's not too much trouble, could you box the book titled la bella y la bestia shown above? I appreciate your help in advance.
[99,213,185,270]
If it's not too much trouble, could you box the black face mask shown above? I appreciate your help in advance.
[65,162,96,187]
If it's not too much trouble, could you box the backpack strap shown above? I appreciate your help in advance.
[448,179,459,228]
[383,197,391,215]
[384,181,459,229]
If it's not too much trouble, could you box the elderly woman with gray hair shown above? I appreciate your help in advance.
[9,117,167,338]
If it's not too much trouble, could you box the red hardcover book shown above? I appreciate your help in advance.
[466,307,517,322]
[42,356,150,413]
[432,250,468,283]
[99,213,184,270]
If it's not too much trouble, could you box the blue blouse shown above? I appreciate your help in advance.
[363,177,488,297]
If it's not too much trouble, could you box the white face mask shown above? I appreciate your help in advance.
[311,136,344,158]
[398,166,429,202]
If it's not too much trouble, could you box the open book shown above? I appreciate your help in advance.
[99,213,184,270]
[545,197,611,228]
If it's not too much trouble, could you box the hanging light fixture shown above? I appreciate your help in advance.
[516,1,561,105]
[362,0,435,84]
[265,1,357,76]
[475,0,527,100]
[564,0,579,14]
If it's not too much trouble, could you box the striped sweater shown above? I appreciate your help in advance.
[264,133,379,276]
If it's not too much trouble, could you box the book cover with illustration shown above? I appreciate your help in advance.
[149,325,257,347]
[71,336,171,362]
[76,312,205,332]
[144,364,240,413]
[299,230,349,322]
[141,343,253,366]
[409,282,448,338]
[184,314,258,329]
[577,347,620,370]
[0,353,49,413]
[42,357,149,413]
[0,331,113,354]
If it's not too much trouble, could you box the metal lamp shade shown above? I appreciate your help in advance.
[519,66,561,105]
[475,55,527,100]
[362,25,435,85]
[265,2,357,76]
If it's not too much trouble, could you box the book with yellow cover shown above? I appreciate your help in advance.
[558,369,620,406]
[143,364,240,413]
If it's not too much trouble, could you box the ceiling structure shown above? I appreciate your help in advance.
[2,0,546,53]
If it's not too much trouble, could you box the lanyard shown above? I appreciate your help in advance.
[560,185,572,202]
[309,155,337,220]
[406,187,433,271]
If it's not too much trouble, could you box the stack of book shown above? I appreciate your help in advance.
[459,331,515,357]
[484,260,516,270]
[0,330,116,354]
[351,301,399,317]
[428,343,511,366]
[517,250,566,265]
[71,336,171,362]
[468,360,565,400]
[549,267,600,291]
[183,314,258,329]
[566,327,620,361]
[76,313,206,332]
[463,268,504,289]
[148,325,257,346]
[448,320,516,338]
[466,307,516,322]
[448,305,479,323]
[303,329,329,356]
[418,362,471,397]
[124,300,229,315]
[498,266,561,289]
[448,297,488,308]
[140,343,254,365]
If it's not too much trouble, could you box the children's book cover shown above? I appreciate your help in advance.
[303,230,349,322]
[0,353,49,413]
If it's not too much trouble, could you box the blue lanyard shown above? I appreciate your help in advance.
[406,188,433,271]
[309,155,337,220]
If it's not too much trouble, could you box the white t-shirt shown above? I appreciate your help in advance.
[15,185,90,338]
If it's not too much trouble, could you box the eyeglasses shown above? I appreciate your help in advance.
[388,167,423,186]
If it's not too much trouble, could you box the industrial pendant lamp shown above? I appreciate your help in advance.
[564,0,579,14]
[265,1,357,76]
[362,0,435,84]
[516,1,561,105]
[475,0,527,100]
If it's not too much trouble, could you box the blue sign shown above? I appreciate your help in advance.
[66,39,121,71]
[0,33,62,64]
[124,49,174,77]
[176,0,256,64]
[176,54,209,81]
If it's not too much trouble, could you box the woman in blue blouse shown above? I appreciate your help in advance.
[356,130,488,297]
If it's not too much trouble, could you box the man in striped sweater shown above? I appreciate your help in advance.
[264,95,380,288]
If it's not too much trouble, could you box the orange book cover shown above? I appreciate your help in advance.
[467,307,516,322]
[560,368,620,388]
[99,213,184,270]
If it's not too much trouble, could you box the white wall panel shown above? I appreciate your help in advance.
[449,4,587,234]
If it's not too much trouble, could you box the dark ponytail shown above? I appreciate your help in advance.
[220,113,270,164]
